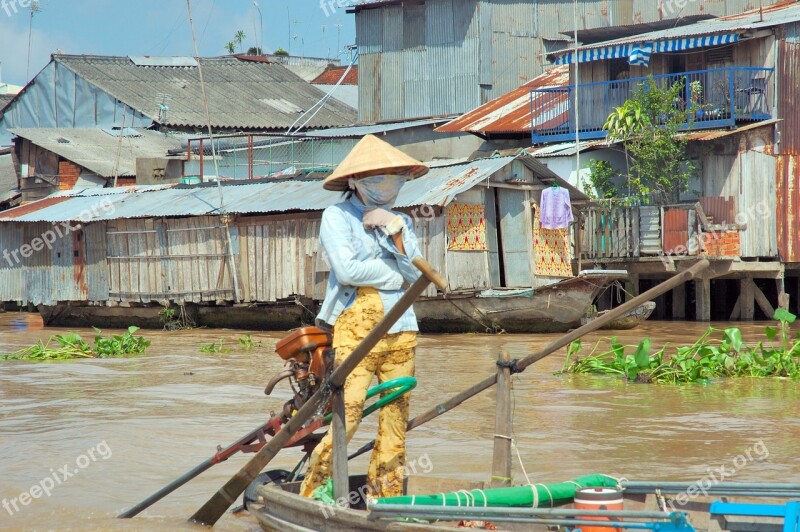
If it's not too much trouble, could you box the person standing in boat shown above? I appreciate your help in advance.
[299,134,429,500]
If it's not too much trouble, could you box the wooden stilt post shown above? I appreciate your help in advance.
[672,282,686,320]
[695,278,711,321]
[491,351,513,488]
[777,276,789,312]
[625,273,640,302]
[741,277,755,321]
[331,387,349,507]
[753,282,775,318]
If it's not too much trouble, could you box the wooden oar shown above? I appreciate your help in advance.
[346,259,712,462]
[189,256,447,526]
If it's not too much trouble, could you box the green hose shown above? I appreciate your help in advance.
[323,376,417,423]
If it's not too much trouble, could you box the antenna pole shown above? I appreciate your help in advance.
[573,0,581,187]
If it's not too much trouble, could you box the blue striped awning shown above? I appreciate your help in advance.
[553,33,740,65]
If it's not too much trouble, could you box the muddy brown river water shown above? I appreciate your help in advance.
[1,313,798,531]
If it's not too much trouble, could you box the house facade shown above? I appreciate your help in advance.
[351,0,787,123]
[527,2,800,320]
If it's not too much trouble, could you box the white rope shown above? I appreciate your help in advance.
[512,439,532,485]
[474,489,488,507]
[440,492,446,507]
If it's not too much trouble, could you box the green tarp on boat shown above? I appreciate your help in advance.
[376,474,619,508]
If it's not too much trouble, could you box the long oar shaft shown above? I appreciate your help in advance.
[189,257,446,526]
[349,260,712,462]
[118,458,215,518]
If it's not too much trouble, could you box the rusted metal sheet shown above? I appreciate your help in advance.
[778,40,800,155]
[436,66,569,136]
[0,197,70,220]
[699,196,735,224]
[662,207,690,254]
[777,154,800,262]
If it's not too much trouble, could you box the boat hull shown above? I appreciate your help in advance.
[36,274,622,333]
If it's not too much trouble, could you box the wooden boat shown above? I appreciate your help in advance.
[580,301,657,330]
[414,270,628,333]
[38,270,628,334]
[250,474,800,532]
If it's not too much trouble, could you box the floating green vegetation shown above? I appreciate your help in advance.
[560,309,800,384]
[199,339,230,354]
[200,335,261,354]
[2,326,151,361]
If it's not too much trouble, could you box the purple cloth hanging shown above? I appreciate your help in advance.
[540,187,573,229]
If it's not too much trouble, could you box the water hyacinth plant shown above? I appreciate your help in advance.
[2,326,151,361]
[560,309,800,384]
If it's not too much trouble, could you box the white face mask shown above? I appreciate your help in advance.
[349,175,406,208]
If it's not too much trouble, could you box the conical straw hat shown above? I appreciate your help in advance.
[323,134,429,191]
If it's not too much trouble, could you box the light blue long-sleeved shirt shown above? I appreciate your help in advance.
[317,195,422,333]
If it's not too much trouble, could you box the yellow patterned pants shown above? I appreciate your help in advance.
[299,287,416,499]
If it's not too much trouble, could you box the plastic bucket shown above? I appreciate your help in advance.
[574,487,624,532]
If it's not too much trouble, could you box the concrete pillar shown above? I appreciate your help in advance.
[695,278,711,322]
[740,277,755,321]
[672,282,686,320]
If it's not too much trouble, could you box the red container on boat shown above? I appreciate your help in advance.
[574,487,624,532]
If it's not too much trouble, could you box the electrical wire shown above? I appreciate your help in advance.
[285,48,359,135]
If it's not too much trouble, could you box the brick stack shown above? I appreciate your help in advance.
[700,230,740,256]
[58,161,82,190]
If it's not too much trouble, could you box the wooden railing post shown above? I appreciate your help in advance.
[331,387,349,507]
[491,351,513,488]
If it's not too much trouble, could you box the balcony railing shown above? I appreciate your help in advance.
[531,67,774,144]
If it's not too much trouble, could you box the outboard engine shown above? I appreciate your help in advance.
[264,327,334,422]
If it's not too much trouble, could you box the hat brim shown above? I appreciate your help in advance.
[322,163,429,191]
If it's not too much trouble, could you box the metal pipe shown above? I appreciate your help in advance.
[368,504,677,519]
[622,481,800,490]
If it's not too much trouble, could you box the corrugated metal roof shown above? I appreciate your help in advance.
[549,1,800,60]
[311,66,359,85]
[527,140,614,157]
[435,67,570,137]
[52,55,357,130]
[0,156,520,222]
[678,119,780,140]
[0,94,14,112]
[9,128,185,178]
[305,117,456,138]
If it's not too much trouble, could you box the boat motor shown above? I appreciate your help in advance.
[264,327,334,422]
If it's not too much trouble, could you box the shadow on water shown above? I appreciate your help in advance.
[0,313,798,530]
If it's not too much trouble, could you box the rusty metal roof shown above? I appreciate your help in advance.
[678,119,780,141]
[435,67,570,137]
[311,66,358,85]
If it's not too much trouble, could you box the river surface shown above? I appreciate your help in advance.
[1,313,798,531]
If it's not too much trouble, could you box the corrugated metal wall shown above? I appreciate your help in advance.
[0,221,93,305]
[777,154,800,262]
[776,35,799,262]
[0,61,151,147]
